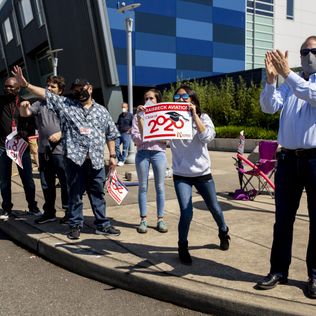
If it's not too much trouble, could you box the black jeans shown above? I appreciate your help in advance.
[0,146,38,212]
[270,151,316,279]
[39,153,68,216]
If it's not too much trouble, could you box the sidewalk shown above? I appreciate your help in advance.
[1,150,315,315]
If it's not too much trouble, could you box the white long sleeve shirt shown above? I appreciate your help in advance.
[170,113,215,177]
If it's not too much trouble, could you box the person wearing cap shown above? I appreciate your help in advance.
[19,75,69,225]
[13,65,121,240]
[256,35,316,299]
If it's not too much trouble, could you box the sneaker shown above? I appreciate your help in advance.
[35,214,57,224]
[117,161,124,167]
[137,220,148,234]
[95,225,121,236]
[0,210,10,221]
[157,220,168,233]
[60,214,70,225]
[27,209,42,216]
[218,227,230,251]
[67,226,81,240]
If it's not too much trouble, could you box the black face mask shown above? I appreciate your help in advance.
[73,89,90,102]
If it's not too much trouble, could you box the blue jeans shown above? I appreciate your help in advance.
[270,152,316,279]
[0,146,38,212]
[115,132,131,163]
[173,175,227,243]
[135,150,166,218]
[39,153,68,216]
[65,158,110,229]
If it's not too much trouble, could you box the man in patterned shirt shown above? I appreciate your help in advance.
[14,65,121,240]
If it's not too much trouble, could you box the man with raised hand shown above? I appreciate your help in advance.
[20,75,69,225]
[256,36,316,299]
[13,66,120,240]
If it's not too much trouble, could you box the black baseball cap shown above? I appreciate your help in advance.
[71,78,91,89]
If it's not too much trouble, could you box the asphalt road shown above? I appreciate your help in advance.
[0,229,207,316]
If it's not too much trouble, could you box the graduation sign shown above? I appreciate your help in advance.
[143,102,192,141]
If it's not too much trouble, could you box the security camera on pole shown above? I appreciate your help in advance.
[117,2,141,164]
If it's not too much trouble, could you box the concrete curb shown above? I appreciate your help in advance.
[0,218,314,316]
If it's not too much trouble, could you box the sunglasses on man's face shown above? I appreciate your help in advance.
[300,48,316,56]
[173,93,190,101]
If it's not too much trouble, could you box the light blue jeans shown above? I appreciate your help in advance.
[173,175,227,243]
[135,150,167,218]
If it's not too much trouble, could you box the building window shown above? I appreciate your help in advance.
[36,48,53,86]
[3,17,13,43]
[19,0,34,27]
[247,0,274,17]
[286,0,294,20]
[34,0,44,26]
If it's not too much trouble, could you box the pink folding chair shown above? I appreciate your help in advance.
[236,140,278,199]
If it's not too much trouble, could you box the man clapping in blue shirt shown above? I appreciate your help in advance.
[256,35,316,299]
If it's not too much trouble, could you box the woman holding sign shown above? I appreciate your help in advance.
[170,85,230,265]
[131,89,168,234]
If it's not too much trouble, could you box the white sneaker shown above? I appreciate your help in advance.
[117,161,124,166]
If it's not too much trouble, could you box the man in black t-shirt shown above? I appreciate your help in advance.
[0,77,41,220]
[115,102,133,166]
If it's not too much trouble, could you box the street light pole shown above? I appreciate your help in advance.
[47,48,63,76]
[117,2,141,164]
[124,16,135,164]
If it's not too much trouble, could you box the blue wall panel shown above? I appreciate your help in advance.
[135,50,176,69]
[177,38,213,57]
[213,7,245,28]
[213,58,245,73]
[107,0,246,86]
[213,42,245,60]
[177,0,212,22]
[176,18,213,41]
[135,66,176,85]
[135,32,176,53]
[213,0,245,12]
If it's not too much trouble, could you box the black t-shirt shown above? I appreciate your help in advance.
[116,112,133,133]
[0,94,36,147]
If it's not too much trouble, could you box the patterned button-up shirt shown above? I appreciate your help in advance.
[45,90,119,169]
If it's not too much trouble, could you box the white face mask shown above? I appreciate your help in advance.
[122,108,127,113]
[301,52,316,77]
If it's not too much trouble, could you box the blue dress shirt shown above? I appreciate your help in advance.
[260,71,316,149]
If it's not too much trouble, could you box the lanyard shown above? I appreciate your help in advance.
[11,95,19,130]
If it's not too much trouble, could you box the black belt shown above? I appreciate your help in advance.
[281,147,316,158]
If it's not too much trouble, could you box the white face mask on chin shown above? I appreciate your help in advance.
[122,108,127,113]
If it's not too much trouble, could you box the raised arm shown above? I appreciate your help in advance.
[19,101,33,117]
[12,65,46,99]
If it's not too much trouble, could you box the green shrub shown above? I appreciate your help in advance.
[215,126,277,140]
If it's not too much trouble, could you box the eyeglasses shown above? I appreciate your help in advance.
[145,97,155,101]
[173,93,190,101]
[300,48,316,56]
